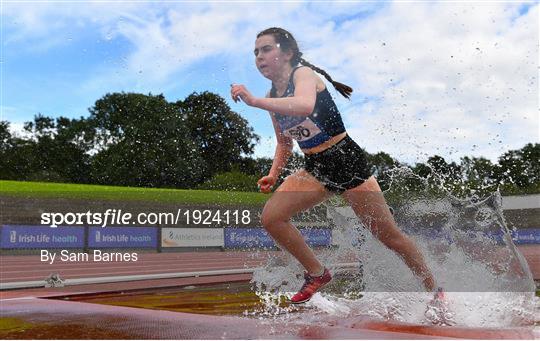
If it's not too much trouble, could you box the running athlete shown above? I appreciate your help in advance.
[231,27,440,304]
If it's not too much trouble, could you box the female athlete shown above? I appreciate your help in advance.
[231,27,439,304]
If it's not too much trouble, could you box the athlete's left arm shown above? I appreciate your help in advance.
[231,67,317,117]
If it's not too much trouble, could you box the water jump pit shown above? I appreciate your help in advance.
[1,273,538,340]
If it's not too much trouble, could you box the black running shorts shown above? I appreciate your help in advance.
[304,135,371,193]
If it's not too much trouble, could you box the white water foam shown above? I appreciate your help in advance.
[251,167,538,328]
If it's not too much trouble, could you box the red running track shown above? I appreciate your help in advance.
[1,246,538,284]
[1,250,275,282]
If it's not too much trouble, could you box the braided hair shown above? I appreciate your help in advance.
[257,27,353,99]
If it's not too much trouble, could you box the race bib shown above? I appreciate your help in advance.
[283,118,322,141]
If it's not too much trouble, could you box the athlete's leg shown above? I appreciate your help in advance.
[261,169,331,274]
[342,176,436,291]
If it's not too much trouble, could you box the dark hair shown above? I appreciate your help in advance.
[257,27,353,99]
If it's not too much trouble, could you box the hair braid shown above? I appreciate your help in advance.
[299,58,353,99]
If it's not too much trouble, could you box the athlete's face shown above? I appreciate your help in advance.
[254,34,292,79]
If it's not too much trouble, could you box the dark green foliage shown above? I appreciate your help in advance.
[399,145,540,197]
[0,92,259,189]
[0,116,91,183]
[177,92,259,180]
[86,93,206,187]
[496,143,540,195]
[0,90,538,196]
[235,156,273,177]
[366,151,401,191]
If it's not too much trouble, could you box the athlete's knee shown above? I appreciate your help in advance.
[260,209,289,231]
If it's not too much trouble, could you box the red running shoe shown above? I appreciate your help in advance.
[290,268,332,304]
[434,287,445,301]
[425,287,455,326]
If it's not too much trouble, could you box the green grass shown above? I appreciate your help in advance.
[0,180,268,205]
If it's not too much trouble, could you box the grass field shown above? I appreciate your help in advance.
[0,180,268,205]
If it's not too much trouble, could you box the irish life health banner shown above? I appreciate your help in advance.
[88,227,157,248]
[1,225,84,248]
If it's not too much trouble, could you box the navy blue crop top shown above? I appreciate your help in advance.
[270,66,346,149]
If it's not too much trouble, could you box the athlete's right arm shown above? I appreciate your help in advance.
[268,113,293,179]
[258,114,292,193]
[258,92,293,193]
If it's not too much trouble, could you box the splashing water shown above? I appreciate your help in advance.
[251,167,538,328]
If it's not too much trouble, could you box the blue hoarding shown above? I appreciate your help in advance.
[224,227,332,249]
[89,226,157,248]
[466,228,540,245]
[224,228,274,248]
[301,228,332,246]
[511,228,540,244]
[403,225,540,245]
[1,225,84,248]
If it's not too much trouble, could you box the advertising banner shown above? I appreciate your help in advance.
[511,228,540,244]
[224,228,275,248]
[162,228,224,247]
[400,223,540,245]
[88,227,157,248]
[301,228,332,247]
[1,225,84,248]
[224,227,332,249]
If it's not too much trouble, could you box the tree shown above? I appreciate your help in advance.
[54,116,97,154]
[412,162,431,178]
[0,121,30,180]
[178,92,259,180]
[233,156,273,177]
[497,143,540,194]
[0,115,91,183]
[29,114,91,182]
[0,121,12,153]
[87,92,206,188]
[459,156,497,196]
[366,151,401,191]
